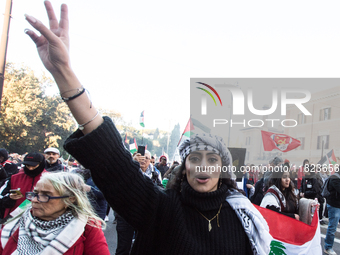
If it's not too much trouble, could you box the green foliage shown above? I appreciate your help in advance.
[270,240,286,255]
[0,63,76,155]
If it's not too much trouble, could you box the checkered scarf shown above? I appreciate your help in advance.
[1,208,87,255]
[179,133,232,168]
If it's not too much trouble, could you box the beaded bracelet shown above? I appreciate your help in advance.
[78,111,100,130]
[61,87,85,102]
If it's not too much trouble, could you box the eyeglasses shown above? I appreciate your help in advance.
[150,161,155,164]
[26,192,70,203]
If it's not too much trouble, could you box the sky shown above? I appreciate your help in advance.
[1,0,340,135]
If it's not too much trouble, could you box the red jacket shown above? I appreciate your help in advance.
[0,223,110,255]
[3,170,47,218]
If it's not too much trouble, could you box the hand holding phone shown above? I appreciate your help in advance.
[137,146,146,156]
[10,189,22,196]
[9,189,23,200]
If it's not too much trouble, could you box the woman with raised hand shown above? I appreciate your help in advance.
[0,172,109,254]
[24,2,271,254]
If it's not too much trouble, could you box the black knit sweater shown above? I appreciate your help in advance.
[64,117,252,255]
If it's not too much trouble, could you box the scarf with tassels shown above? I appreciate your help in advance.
[226,189,272,255]
[1,208,87,255]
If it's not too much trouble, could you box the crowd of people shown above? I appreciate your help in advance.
[0,1,339,254]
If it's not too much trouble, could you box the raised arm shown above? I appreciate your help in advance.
[25,1,102,134]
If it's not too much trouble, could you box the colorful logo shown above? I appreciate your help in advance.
[196,82,223,106]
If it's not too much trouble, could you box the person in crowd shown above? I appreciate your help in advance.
[323,169,340,255]
[251,157,283,205]
[44,147,67,172]
[300,164,325,224]
[0,149,19,178]
[71,167,107,220]
[154,155,169,178]
[150,156,156,166]
[23,2,272,254]
[162,161,180,189]
[0,172,109,254]
[0,152,47,221]
[298,159,309,190]
[236,165,253,198]
[260,166,299,220]
[134,150,163,188]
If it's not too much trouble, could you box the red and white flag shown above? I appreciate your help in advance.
[261,130,301,152]
[255,205,321,254]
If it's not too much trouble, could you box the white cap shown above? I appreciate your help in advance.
[44,147,60,155]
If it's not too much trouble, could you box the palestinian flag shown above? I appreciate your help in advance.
[129,138,138,154]
[177,117,211,146]
[318,149,337,166]
[140,111,145,127]
[255,205,321,255]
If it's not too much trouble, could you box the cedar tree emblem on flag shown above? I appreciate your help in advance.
[261,130,301,152]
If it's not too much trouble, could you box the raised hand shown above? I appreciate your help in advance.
[24,1,103,134]
[25,1,70,76]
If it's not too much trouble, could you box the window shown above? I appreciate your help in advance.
[317,135,329,150]
[297,137,305,150]
[298,113,306,124]
[245,136,251,146]
[320,108,331,121]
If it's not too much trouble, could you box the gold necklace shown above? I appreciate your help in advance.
[195,203,223,232]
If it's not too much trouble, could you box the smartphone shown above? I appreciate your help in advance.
[10,189,22,196]
[137,146,146,156]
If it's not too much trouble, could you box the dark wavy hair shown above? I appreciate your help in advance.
[268,166,298,212]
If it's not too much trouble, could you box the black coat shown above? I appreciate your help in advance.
[300,174,324,203]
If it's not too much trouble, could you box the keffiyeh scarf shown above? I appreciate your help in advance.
[1,208,87,255]
[226,189,272,255]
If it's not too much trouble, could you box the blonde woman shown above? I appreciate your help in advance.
[0,172,109,255]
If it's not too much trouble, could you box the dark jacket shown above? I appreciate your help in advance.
[64,117,253,255]
[251,178,265,205]
[45,160,67,173]
[327,174,340,208]
[86,177,107,220]
[300,174,324,203]
[1,161,18,177]
[154,162,169,178]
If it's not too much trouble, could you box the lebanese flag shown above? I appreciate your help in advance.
[261,130,301,152]
[140,111,145,127]
[255,205,321,254]
[129,138,138,154]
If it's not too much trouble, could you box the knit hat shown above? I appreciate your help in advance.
[178,133,232,168]
[22,152,44,166]
[159,155,167,162]
[0,148,9,162]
